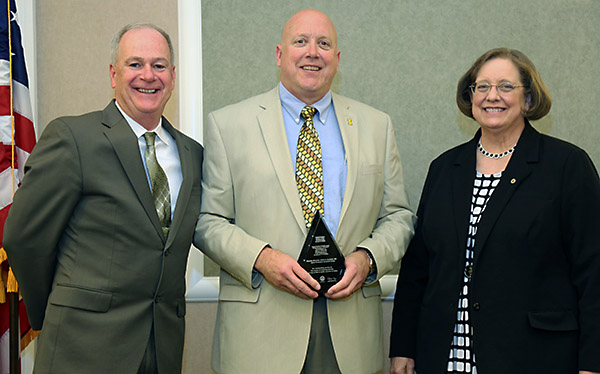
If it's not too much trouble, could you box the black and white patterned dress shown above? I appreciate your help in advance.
[447,171,501,374]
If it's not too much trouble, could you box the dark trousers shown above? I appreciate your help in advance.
[138,326,158,374]
[302,297,341,374]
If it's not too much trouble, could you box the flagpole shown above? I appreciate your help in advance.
[6,0,21,373]
[9,293,18,374]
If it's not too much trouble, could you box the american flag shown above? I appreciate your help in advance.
[0,0,37,371]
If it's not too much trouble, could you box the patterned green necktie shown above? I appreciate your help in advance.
[296,105,324,228]
[143,132,171,238]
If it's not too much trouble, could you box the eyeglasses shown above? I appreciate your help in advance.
[469,81,524,95]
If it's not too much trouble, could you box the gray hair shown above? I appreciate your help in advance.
[110,22,174,65]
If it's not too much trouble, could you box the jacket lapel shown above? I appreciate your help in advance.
[163,119,193,248]
[451,135,478,264]
[332,93,358,231]
[101,101,165,242]
[472,122,539,262]
[257,87,306,233]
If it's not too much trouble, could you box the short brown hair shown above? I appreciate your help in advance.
[456,48,551,120]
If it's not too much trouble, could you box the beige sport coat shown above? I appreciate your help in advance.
[195,86,415,374]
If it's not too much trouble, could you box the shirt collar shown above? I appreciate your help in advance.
[114,101,170,145]
[279,82,333,127]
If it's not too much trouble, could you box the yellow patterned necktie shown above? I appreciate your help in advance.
[296,105,324,227]
[143,132,171,238]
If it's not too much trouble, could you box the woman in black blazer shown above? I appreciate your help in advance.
[389,48,600,374]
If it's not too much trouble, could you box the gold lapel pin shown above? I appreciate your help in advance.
[347,118,353,126]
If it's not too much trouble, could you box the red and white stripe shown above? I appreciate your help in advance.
[0,58,36,217]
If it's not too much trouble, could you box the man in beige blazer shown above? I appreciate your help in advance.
[3,23,202,373]
[195,9,415,374]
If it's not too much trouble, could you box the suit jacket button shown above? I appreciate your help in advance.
[473,302,480,311]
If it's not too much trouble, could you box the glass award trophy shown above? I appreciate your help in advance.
[298,212,345,295]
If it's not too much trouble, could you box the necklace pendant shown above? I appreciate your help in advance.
[465,264,473,280]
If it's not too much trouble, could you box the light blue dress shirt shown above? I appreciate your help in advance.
[279,83,347,237]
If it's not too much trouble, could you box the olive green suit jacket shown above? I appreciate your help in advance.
[195,87,415,374]
[3,101,203,374]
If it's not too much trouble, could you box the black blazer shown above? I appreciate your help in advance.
[390,122,600,373]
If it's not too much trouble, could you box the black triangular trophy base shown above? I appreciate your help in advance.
[298,212,345,295]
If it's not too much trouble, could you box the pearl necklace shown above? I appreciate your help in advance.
[477,140,515,159]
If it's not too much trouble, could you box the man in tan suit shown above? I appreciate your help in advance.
[4,23,202,373]
[195,9,415,374]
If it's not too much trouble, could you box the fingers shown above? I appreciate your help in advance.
[293,263,321,291]
[326,251,369,299]
[325,268,353,298]
[390,357,415,374]
[254,246,319,299]
[406,358,415,374]
[287,263,319,298]
[325,269,362,298]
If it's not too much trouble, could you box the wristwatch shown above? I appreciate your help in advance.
[358,248,376,276]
